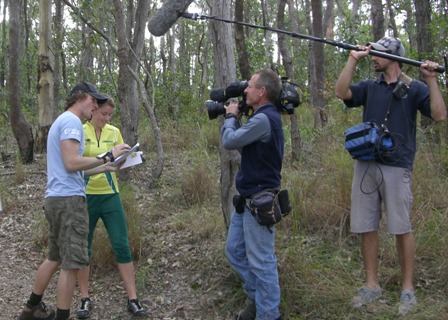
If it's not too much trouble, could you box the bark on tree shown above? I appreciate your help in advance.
[414,0,433,60]
[113,0,150,147]
[9,0,34,163]
[385,0,398,37]
[234,0,251,80]
[61,0,157,174]
[309,0,328,128]
[80,23,94,81]
[323,0,334,39]
[350,0,361,36]
[210,0,239,229]
[402,2,417,53]
[53,0,63,118]
[129,66,164,185]
[37,0,54,152]
[278,0,301,161]
[261,0,274,70]
[168,29,179,119]
[370,0,385,41]
[414,0,433,129]
[23,0,32,92]
[0,1,7,88]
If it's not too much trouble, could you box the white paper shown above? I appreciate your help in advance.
[111,143,140,167]
[120,151,143,169]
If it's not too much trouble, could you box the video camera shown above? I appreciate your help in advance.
[205,77,301,120]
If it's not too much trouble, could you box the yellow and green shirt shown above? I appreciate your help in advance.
[83,122,124,194]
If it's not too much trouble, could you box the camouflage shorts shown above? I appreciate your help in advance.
[44,196,89,270]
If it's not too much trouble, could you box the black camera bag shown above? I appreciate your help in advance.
[249,189,283,226]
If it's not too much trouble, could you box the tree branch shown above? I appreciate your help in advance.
[61,0,118,55]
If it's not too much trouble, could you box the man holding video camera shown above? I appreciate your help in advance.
[222,69,283,320]
[335,37,446,316]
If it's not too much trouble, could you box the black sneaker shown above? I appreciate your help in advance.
[17,301,55,320]
[76,298,92,319]
[127,299,149,317]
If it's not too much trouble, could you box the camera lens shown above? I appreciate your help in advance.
[205,100,225,120]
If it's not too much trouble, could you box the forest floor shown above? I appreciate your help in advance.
[0,151,238,320]
[2,132,448,320]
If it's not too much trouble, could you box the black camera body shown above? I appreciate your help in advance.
[206,81,250,120]
[206,77,301,120]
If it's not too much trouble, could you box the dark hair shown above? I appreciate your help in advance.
[64,91,89,111]
[253,69,282,103]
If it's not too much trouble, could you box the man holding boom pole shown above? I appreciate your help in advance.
[335,36,446,316]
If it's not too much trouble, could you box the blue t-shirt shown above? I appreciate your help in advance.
[45,111,86,198]
[344,74,432,169]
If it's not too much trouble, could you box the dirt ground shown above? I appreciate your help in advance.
[0,153,236,320]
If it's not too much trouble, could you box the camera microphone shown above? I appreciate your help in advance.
[147,0,194,37]
[210,88,226,102]
[225,81,248,98]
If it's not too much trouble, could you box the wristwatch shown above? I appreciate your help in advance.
[96,150,115,163]
[225,113,236,119]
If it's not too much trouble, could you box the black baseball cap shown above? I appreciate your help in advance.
[69,81,108,104]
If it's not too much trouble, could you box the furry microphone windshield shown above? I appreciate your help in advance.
[147,0,194,37]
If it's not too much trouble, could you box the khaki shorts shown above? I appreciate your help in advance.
[350,161,413,234]
[44,196,89,269]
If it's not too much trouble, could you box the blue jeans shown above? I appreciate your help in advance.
[226,206,281,320]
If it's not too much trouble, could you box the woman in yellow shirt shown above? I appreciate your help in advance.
[76,96,148,318]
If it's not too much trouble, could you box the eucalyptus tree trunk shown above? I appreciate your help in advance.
[234,0,251,80]
[310,0,327,128]
[385,0,398,37]
[113,0,150,146]
[9,0,34,163]
[414,0,433,60]
[278,0,301,161]
[61,0,154,165]
[198,30,211,115]
[402,1,417,54]
[370,0,384,41]
[22,0,32,93]
[1,1,7,88]
[261,0,274,69]
[53,0,63,117]
[168,29,179,119]
[323,0,334,39]
[210,0,239,229]
[414,0,433,128]
[350,0,361,36]
[129,67,164,184]
[37,0,54,152]
[80,24,94,81]
[161,36,167,83]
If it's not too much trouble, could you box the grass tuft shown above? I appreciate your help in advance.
[180,164,217,207]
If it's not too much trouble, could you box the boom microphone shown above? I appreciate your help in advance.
[180,12,446,73]
[147,0,194,37]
